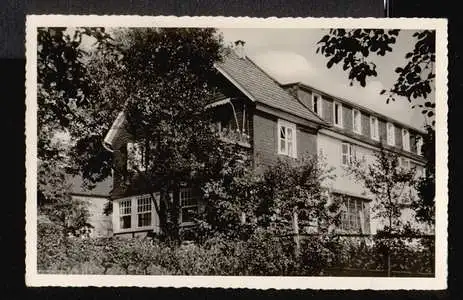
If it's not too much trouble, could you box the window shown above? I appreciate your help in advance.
[127,142,146,171]
[180,188,198,224]
[312,93,322,117]
[339,196,369,234]
[137,196,152,227]
[402,128,410,151]
[119,199,132,229]
[398,157,410,170]
[416,135,423,156]
[333,101,343,127]
[370,116,379,141]
[352,109,362,134]
[387,122,395,146]
[277,119,297,158]
[341,142,356,166]
[114,194,155,233]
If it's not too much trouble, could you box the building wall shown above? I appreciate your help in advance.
[252,110,318,171]
[317,129,428,234]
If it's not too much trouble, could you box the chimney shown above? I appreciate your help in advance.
[234,40,246,59]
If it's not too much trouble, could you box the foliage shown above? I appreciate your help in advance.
[37,27,115,165]
[347,147,417,230]
[329,235,434,275]
[316,29,436,122]
[37,225,433,276]
[412,125,435,225]
[257,155,338,235]
[199,153,339,240]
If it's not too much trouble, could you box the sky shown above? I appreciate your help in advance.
[218,28,430,130]
[76,27,431,130]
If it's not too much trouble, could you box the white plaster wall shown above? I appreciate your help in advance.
[317,130,427,234]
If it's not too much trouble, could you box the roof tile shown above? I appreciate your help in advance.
[216,52,326,125]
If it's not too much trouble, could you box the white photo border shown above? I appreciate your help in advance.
[25,15,448,289]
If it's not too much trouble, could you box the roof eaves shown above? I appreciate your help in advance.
[246,57,328,127]
[293,82,427,135]
[214,63,257,102]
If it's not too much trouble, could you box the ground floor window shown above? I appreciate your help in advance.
[119,199,132,229]
[114,194,155,233]
[180,188,199,224]
[338,195,370,234]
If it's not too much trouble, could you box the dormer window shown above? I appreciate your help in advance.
[333,101,343,127]
[402,128,410,151]
[370,116,379,141]
[277,119,297,158]
[416,135,423,156]
[352,109,362,134]
[312,93,322,117]
[387,122,395,146]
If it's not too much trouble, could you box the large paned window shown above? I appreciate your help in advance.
[339,196,370,234]
[277,119,297,158]
[119,199,132,229]
[137,196,152,227]
[180,188,199,224]
[114,194,155,233]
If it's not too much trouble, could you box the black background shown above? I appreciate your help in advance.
[1,0,459,299]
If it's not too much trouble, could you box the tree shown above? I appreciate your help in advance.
[346,147,418,276]
[37,27,115,235]
[316,28,436,226]
[317,29,435,122]
[102,28,225,239]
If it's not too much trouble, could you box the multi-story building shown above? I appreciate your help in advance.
[102,44,427,238]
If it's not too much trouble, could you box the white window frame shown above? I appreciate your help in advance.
[416,135,423,156]
[398,157,411,170]
[370,116,379,141]
[312,93,323,118]
[127,142,146,172]
[340,196,370,234]
[402,128,410,151]
[112,194,157,234]
[341,142,355,166]
[352,109,362,134]
[387,122,396,146]
[333,101,343,128]
[277,119,297,158]
[179,188,199,225]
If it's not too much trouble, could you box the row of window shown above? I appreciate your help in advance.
[340,141,424,178]
[311,93,423,155]
[116,189,199,232]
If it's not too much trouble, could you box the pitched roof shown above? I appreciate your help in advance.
[69,176,112,197]
[215,52,327,125]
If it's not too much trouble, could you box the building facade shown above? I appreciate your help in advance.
[102,47,427,238]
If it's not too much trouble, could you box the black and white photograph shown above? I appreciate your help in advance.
[25,16,447,289]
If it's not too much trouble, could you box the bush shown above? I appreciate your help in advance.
[37,224,434,276]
